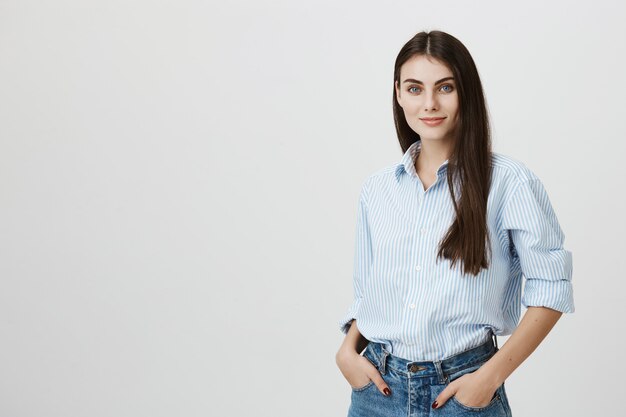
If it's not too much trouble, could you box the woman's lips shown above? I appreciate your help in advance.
[420,117,446,127]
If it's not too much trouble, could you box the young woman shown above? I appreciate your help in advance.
[335,30,574,417]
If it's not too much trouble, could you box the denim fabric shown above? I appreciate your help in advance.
[347,332,513,417]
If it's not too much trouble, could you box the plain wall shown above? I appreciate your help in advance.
[1,0,624,416]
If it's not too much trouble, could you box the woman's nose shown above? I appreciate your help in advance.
[423,91,439,111]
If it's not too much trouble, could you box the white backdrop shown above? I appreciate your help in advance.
[1,1,624,416]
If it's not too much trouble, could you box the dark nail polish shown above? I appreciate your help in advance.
[432,401,438,409]
[383,387,391,396]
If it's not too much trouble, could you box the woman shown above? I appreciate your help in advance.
[335,30,574,417]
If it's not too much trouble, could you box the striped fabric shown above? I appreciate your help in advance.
[338,140,574,361]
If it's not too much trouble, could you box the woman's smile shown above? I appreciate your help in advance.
[419,116,446,127]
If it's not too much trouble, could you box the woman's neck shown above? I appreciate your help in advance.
[415,137,454,174]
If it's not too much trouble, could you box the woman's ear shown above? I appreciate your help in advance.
[395,80,402,108]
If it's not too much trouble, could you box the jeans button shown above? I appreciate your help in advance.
[409,364,425,372]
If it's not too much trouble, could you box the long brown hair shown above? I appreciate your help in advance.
[392,30,493,276]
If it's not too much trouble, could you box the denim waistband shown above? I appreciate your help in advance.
[365,330,499,384]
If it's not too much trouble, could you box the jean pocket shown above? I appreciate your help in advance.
[362,343,379,369]
[351,379,375,392]
[350,344,379,392]
[445,361,502,412]
[450,388,501,412]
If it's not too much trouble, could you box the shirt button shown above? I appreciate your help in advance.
[409,303,416,309]
[420,228,427,234]
[415,265,421,271]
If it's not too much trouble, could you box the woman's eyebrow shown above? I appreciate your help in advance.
[402,76,455,85]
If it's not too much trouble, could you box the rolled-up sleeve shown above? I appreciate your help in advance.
[338,182,374,334]
[501,178,575,313]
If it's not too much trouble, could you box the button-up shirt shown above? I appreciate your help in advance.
[338,139,574,361]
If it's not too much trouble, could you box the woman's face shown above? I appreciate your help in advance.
[395,55,459,143]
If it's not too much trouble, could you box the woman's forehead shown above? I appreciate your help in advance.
[400,55,453,81]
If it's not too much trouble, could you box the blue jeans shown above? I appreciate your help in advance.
[347,331,513,417]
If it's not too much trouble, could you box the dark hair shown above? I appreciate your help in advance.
[393,30,493,276]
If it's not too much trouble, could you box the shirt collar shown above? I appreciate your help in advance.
[394,139,449,183]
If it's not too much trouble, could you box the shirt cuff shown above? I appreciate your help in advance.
[338,298,362,335]
[522,278,575,313]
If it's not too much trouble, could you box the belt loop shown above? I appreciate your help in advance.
[492,329,499,351]
[434,360,447,384]
[380,345,389,375]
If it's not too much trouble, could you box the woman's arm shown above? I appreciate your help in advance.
[475,175,573,387]
[477,306,563,388]
[336,319,393,396]
[336,319,370,361]
[433,306,562,408]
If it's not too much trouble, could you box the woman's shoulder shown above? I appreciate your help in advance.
[360,165,398,187]
[352,164,400,203]
[490,151,541,184]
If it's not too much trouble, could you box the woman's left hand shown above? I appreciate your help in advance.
[432,370,498,409]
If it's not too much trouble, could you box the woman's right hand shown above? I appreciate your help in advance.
[335,349,391,396]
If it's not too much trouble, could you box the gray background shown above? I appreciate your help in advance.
[1,0,624,416]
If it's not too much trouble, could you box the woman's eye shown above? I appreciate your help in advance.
[408,85,454,94]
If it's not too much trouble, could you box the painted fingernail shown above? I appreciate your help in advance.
[383,387,391,396]
[432,401,438,409]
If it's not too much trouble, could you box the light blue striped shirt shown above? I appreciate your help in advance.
[338,139,574,361]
